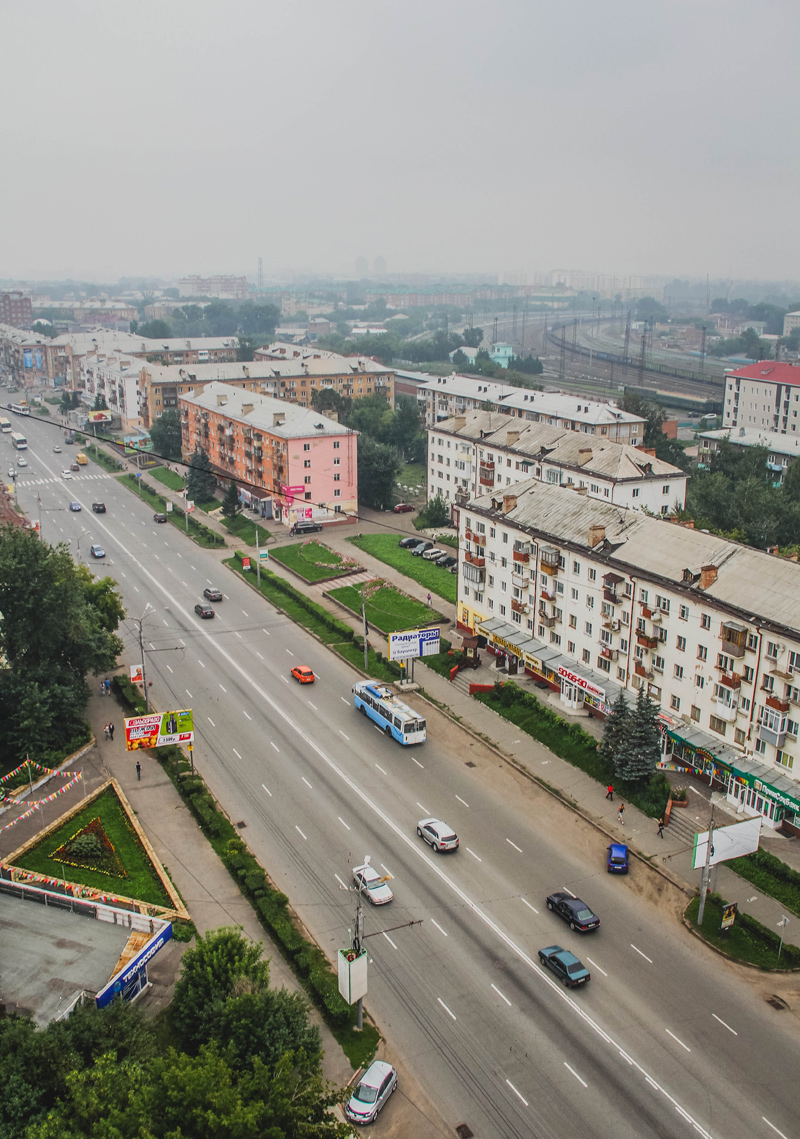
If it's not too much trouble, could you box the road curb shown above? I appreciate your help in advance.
[680,912,800,974]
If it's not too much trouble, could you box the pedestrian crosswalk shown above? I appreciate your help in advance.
[15,472,112,488]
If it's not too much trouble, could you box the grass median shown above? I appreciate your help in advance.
[149,465,186,492]
[328,580,445,633]
[271,540,362,583]
[348,533,457,604]
[685,892,800,969]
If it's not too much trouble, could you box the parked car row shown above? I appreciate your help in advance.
[397,536,457,571]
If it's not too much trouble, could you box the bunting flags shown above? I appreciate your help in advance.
[0,761,83,832]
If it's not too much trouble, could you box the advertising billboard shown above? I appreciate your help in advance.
[96,923,173,1008]
[692,815,761,870]
[338,947,368,1004]
[124,709,194,751]
[388,627,441,661]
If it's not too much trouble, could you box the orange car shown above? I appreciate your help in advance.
[291,665,315,684]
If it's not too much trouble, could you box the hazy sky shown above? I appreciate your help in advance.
[2,0,797,283]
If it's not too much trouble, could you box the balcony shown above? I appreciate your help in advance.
[465,551,485,568]
[603,588,619,605]
[538,613,557,628]
[634,661,654,679]
[718,672,742,690]
[766,695,790,713]
[713,696,738,722]
[636,632,658,650]
[719,621,747,657]
[540,584,556,601]
[479,462,495,486]
[511,572,527,590]
[512,549,530,564]
[540,545,560,575]
[600,645,619,661]
[603,618,621,631]
[511,598,529,615]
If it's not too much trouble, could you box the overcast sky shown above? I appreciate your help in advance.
[2,0,797,284]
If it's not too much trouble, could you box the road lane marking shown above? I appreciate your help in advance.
[564,1063,588,1088]
[437,998,456,1020]
[232,748,241,759]
[383,932,397,949]
[243,710,251,720]
[219,684,227,692]
[375,763,387,774]
[763,1116,789,1139]
[281,676,288,683]
[374,726,383,734]
[341,697,349,704]
[302,777,312,789]
[466,848,482,862]
[256,651,263,660]
[198,660,205,668]
[455,795,469,807]
[242,610,248,617]
[262,628,270,635]
[179,639,185,647]
[285,648,294,656]
[235,631,241,639]
[380,863,393,878]
[561,886,576,897]
[430,919,447,937]
[334,873,347,889]
[586,958,607,977]
[491,983,511,1006]
[412,757,424,768]
[507,839,523,853]
[505,1080,528,1107]
[308,701,317,710]
[190,565,197,571]
[271,742,279,752]
[162,619,168,626]
[339,731,350,741]
[416,803,429,815]
[207,717,215,727]
[665,1029,691,1053]
[166,664,173,673]
[295,826,307,840]
[186,690,192,699]
[631,944,653,963]
[712,1013,737,1035]
[262,784,272,797]
[338,817,350,830]
[521,898,539,914]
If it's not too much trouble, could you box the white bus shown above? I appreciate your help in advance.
[10,402,30,416]
[0,416,10,433]
[10,432,27,450]
[351,680,426,745]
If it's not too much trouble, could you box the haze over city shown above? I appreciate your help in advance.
[2,0,798,283]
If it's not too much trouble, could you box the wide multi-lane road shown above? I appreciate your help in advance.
[8,413,799,1139]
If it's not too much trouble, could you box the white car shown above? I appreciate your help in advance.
[16,457,27,467]
[61,469,73,479]
[417,817,459,852]
[421,547,445,560]
[345,1059,398,1124]
[53,445,62,453]
[352,862,393,905]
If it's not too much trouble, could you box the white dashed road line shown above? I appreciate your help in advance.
[338,817,350,830]
[491,983,511,1006]
[383,932,398,949]
[437,998,457,1021]
[665,1029,691,1053]
[262,784,272,797]
[430,919,448,937]
[586,958,607,977]
[507,839,523,853]
[521,898,538,914]
[295,826,307,840]
[455,795,469,807]
[302,777,312,789]
[631,944,653,963]
[712,1013,737,1035]
[270,742,279,752]
[466,848,482,862]
[564,1063,588,1088]
[375,763,387,774]
[505,1079,528,1107]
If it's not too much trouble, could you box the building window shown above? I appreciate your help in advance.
[695,675,704,689]
[499,605,506,616]
[582,649,591,664]
[303,443,310,451]
[304,459,311,468]
[663,485,670,495]
[640,588,648,604]
[333,441,340,449]
[586,596,594,609]
[676,636,686,652]
[571,588,579,600]
[632,488,640,498]
[585,622,592,636]
[776,750,794,770]
[588,568,596,581]
[709,715,727,736]
[670,695,680,711]
[569,614,577,628]
[334,473,340,481]
[743,665,754,683]
[680,605,689,620]
[573,561,581,574]
[334,457,340,466]
[674,665,684,680]
[735,728,747,746]
[568,641,576,654]
[303,476,311,484]
[691,705,701,721]
[755,738,767,755]
[697,645,708,661]
[701,614,711,630]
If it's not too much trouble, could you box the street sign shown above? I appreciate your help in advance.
[259,549,269,560]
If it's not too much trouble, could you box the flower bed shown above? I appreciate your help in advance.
[270,540,363,583]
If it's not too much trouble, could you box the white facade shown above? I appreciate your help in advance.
[723,362,800,434]
[698,427,800,486]
[455,480,800,831]
[428,412,686,513]
[79,351,143,431]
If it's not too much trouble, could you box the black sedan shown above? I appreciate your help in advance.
[398,536,420,549]
[546,891,600,932]
[153,512,167,523]
[194,603,215,619]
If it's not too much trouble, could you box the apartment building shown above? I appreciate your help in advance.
[722,361,800,434]
[429,411,687,511]
[178,275,248,300]
[782,312,800,337]
[455,479,800,832]
[79,351,143,433]
[180,383,357,525]
[421,373,645,441]
[698,426,800,487]
[0,292,32,327]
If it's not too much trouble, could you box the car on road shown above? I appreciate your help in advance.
[53,445,61,453]
[7,466,16,478]
[393,503,415,513]
[153,512,167,523]
[398,536,420,549]
[290,665,315,684]
[61,469,73,479]
[411,540,433,556]
[352,862,393,905]
[64,436,73,444]
[194,603,215,619]
[70,461,80,471]
[607,843,629,874]
[538,944,591,987]
[89,545,105,558]
[345,1059,398,1125]
[421,547,445,561]
[203,587,223,601]
[69,501,81,512]
[546,891,600,932]
[16,457,27,467]
[92,502,106,513]
[436,554,457,569]
[416,817,459,852]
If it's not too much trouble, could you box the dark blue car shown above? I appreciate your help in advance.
[607,842,629,873]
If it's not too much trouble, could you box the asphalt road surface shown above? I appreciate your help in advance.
[9,414,799,1139]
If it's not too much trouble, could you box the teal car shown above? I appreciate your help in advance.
[538,944,591,987]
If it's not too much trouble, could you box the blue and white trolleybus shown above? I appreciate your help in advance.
[352,681,426,745]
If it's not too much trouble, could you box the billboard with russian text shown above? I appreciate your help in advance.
[124,709,194,751]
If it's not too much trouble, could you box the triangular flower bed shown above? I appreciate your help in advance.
[50,816,127,880]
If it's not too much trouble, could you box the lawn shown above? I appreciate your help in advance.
[328,581,444,633]
[270,540,362,582]
[348,533,457,604]
[15,785,173,909]
[395,461,427,499]
[149,465,185,491]
[685,893,800,969]
[220,512,272,547]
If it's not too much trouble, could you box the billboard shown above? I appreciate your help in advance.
[338,947,368,1004]
[96,923,173,1008]
[124,709,194,751]
[692,816,761,870]
[388,627,441,661]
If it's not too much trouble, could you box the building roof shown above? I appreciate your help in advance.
[468,478,800,635]
[424,375,646,427]
[254,341,392,374]
[728,361,800,386]
[700,427,800,460]
[181,382,356,440]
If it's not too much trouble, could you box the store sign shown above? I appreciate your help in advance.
[557,665,604,700]
[742,774,800,815]
[389,627,440,661]
[490,633,524,657]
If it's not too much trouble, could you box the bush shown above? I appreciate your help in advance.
[112,673,148,715]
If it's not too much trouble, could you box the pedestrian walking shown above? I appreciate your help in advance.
[657,818,665,839]
[103,724,110,740]
[605,784,614,801]
[135,761,142,781]
[426,592,432,606]
[108,722,115,741]
[617,804,625,825]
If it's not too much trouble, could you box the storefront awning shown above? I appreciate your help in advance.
[726,755,800,815]
[476,618,538,658]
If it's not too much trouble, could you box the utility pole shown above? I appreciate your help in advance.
[638,332,647,387]
[700,325,707,375]
[128,605,154,713]
[353,885,365,1030]
[697,804,715,925]
[255,525,261,588]
[559,326,566,380]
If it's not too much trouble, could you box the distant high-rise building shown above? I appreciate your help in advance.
[373,255,387,278]
[179,275,248,300]
[0,291,32,327]
[355,257,368,277]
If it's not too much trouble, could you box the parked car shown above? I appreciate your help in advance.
[203,587,223,601]
[416,818,459,852]
[546,891,600,932]
[290,519,322,536]
[194,603,215,619]
[393,503,415,513]
[411,541,433,556]
[16,456,27,467]
[291,665,315,684]
[421,547,445,561]
[538,945,591,987]
[352,862,393,904]
[436,554,457,569]
[89,545,105,558]
[345,1060,398,1125]
[69,501,81,512]
[607,843,629,874]
[92,502,106,513]
[153,512,167,523]
[398,536,420,549]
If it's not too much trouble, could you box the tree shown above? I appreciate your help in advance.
[417,494,450,528]
[347,394,393,442]
[148,407,183,461]
[186,446,217,504]
[461,326,484,348]
[451,348,467,366]
[635,296,669,324]
[357,437,401,510]
[210,988,321,1072]
[617,686,661,786]
[510,354,544,375]
[137,318,171,339]
[310,388,349,417]
[385,395,423,458]
[221,479,241,519]
[92,392,108,411]
[236,336,255,362]
[599,692,630,776]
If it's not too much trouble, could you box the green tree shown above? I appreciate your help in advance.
[241,1048,350,1139]
[635,296,669,323]
[138,318,171,339]
[451,348,467,366]
[186,446,217,504]
[418,494,450,528]
[357,437,401,509]
[385,395,423,458]
[238,303,279,338]
[599,692,629,775]
[461,326,484,348]
[236,336,255,362]
[617,686,661,786]
[310,388,349,417]
[148,407,183,461]
[347,394,393,442]
[210,988,321,1072]
[221,480,241,519]
[92,393,108,412]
